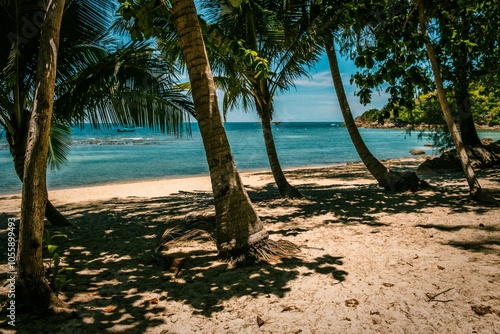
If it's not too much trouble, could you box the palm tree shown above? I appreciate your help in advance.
[200,0,324,198]
[17,0,69,309]
[416,0,488,201]
[171,0,299,263]
[283,0,428,191]
[325,35,427,191]
[1,0,193,226]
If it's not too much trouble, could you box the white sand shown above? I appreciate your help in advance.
[1,158,499,333]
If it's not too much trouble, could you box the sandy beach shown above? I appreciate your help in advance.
[1,157,499,333]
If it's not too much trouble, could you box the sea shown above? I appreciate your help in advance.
[1,122,500,195]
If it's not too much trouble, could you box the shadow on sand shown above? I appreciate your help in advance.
[1,164,498,332]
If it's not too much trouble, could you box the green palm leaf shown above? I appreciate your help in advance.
[47,122,71,171]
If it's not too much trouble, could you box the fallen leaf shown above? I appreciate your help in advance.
[345,299,359,307]
[282,305,299,312]
[103,306,116,313]
[437,265,445,270]
[471,305,492,316]
[257,315,265,327]
[147,298,159,305]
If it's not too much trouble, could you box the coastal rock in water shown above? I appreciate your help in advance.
[417,140,500,174]
[410,149,425,155]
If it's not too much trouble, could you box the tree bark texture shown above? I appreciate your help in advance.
[242,2,302,199]
[450,14,481,146]
[325,37,429,192]
[7,129,70,226]
[453,63,481,146]
[171,0,269,261]
[18,0,66,307]
[324,38,390,185]
[417,0,482,199]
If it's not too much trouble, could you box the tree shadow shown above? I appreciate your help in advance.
[1,191,347,332]
[447,238,500,254]
[1,163,498,332]
[161,252,347,317]
[247,166,500,236]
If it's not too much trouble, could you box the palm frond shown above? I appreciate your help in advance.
[54,41,193,133]
[47,122,71,171]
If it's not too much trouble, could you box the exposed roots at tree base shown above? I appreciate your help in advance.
[282,185,304,199]
[383,170,432,192]
[17,285,76,316]
[219,238,301,266]
[471,188,500,205]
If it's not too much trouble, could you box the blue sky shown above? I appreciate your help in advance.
[224,50,390,122]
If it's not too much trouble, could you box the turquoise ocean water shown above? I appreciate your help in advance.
[1,122,499,194]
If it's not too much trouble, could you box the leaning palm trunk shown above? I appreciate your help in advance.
[451,20,481,146]
[8,131,70,226]
[18,0,69,309]
[325,37,426,192]
[258,97,303,198]
[417,0,483,200]
[171,0,299,263]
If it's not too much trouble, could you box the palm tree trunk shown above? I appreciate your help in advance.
[18,0,69,309]
[171,0,298,263]
[454,71,481,146]
[258,96,303,198]
[325,37,426,192]
[243,2,302,199]
[8,132,70,226]
[417,0,483,200]
[451,16,481,146]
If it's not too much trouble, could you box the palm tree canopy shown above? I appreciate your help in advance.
[1,0,194,170]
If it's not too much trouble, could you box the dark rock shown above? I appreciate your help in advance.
[417,140,500,174]
[410,149,425,155]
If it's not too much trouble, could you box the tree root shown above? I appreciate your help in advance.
[471,188,500,205]
[219,237,301,266]
[154,225,300,268]
[17,286,76,317]
[384,170,432,192]
[282,185,304,199]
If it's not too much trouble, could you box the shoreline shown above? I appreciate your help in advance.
[1,154,498,333]
[0,156,432,200]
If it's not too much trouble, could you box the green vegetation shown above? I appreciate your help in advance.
[42,230,74,296]
[360,80,500,128]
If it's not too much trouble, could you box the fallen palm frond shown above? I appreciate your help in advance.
[154,227,214,254]
[153,227,215,273]
[220,237,301,265]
